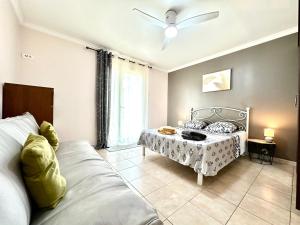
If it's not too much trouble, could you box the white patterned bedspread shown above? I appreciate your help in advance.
[138,129,247,176]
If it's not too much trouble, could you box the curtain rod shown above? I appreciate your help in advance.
[86,46,152,69]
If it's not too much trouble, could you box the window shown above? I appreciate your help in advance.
[108,58,149,147]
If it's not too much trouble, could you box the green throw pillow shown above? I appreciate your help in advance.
[21,133,66,209]
[39,121,59,151]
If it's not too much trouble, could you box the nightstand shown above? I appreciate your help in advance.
[247,139,276,164]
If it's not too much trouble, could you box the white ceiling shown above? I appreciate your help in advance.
[15,0,298,71]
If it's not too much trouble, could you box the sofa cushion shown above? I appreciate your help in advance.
[21,134,66,209]
[0,113,39,145]
[0,130,31,225]
[39,121,59,151]
[30,141,162,225]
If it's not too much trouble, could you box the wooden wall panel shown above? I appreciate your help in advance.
[2,83,54,125]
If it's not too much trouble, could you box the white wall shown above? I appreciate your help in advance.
[17,27,168,145]
[18,27,97,144]
[148,69,168,128]
[0,0,21,117]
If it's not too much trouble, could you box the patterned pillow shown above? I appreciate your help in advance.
[204,121,237,133]
[184,120,207,130]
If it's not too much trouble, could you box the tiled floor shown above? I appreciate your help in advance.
[97,147,299,225]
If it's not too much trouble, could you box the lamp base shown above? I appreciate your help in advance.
[265,137,273,143]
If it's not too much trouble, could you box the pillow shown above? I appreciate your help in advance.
[0,130,31,225]
[39,121,59,151]
[184,120,207,130]
[21,134,66,209]
[205,121,238,133]
[0,112,39,145]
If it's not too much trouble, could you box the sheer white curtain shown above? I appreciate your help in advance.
[108,57,149,147]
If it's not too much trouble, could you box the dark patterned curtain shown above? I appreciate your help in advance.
[96,50,112,149]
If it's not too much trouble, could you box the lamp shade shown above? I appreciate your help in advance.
[264,128,274,137]
[177,120,183,126]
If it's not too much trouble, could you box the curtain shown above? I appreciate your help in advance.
[109,57,149,147]
[96,50,112,149]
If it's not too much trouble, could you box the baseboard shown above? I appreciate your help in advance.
[273,157,296,166]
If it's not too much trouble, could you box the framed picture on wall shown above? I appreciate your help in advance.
[202,69,231,92]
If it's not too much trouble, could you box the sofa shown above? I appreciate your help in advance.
[0,113,162,225]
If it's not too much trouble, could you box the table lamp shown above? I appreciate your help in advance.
[264,128,274,143]
[177,120,183,127]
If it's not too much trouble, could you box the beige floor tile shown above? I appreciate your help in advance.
[292,184,296,198]
[291,212,300,225]
[154,157,178,167]
[130,175,166,196]
[233,157,264,172]
[216,172,253,193]
[119,166,148,181]
[147,154,164,162]
[248,183,291,210]
[260,164,293,187]
[177,171,199,184]
[146,186,189,217]
[263,163,294,177]
[165,177,203,200]
[118,150,133,158]
[168,202,222,225]
[240,194,290,225]
[259,169,293,186]
[128,155,148,165]
[168,163,197,177]
[206,179,246,205]
[102,147,296,225]
[150,167,184,184]
[122,150,142,159]
[191,190,236,224]
[163,219,173,225]
[172,168,215,187]
[291,197,300,216]
[110,159,135,171]
[254,173,292,195]
[144,148,159,155]
[225,163,261,183]
[227,208,271,225]
[137,160,166,172]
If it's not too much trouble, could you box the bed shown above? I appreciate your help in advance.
[138,106,250,185]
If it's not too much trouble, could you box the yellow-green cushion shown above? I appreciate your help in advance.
[21,133,66,209]
[39,121,59,151]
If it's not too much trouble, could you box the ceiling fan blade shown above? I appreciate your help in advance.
[161,37,171,50]
[177,11,219,29]
[133,8,166,28]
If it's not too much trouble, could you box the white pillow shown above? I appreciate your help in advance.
[184,120,208,130]
[0,113,39,145]
[205,121,237,133]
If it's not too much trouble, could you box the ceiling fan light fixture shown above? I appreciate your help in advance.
[133,8,219,50]
[164,25,178,38]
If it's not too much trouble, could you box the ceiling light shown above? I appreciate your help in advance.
[164,25,178,38]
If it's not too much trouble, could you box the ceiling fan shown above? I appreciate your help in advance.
[133,8,219,50]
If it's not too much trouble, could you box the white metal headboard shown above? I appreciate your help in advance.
[191,107,251,138]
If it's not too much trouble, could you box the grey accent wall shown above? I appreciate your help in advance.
[168,34,298,161]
